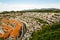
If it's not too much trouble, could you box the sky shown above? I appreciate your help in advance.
[0,0,60,11]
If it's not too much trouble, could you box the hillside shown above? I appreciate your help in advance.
[30,22,60,40]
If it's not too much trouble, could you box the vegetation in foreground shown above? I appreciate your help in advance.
[30,22,60,40]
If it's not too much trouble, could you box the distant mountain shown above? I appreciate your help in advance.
[0,8,60,13]
[20,8,60,13]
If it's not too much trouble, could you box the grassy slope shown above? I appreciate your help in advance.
[30,22,60,40]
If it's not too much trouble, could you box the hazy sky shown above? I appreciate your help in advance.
[0,0,60,11]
